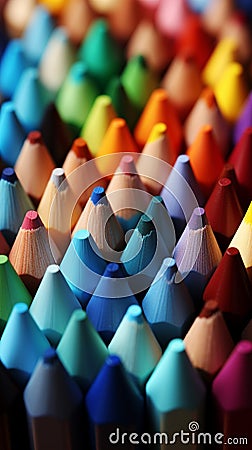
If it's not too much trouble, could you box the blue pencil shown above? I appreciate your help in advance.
[85,354,144,450]
[86,262,138,345]
[142,257,195,349]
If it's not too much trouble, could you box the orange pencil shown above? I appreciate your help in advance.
[187,124,224,198]
[134,88,183,156]
[96,117,138,176]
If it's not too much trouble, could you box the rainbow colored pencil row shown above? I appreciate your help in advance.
[0,0,252,449]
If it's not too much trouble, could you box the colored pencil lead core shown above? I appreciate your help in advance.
[27,130,43,145]
[189,207,208,230]
[107,354,121,367]
[72,138,90,158]
[91,186,106,205]
[199,300,219,318]
[147,122,167,143]
[126,304,144,324]
[164,258,177,281]
[226,247,239,257]
[0,255,8,264]
[43,347,58,364]
[244,201,252,225]
[237,340,252,355]
[219,177,231,188]
[119,155,136,174]
[169,338,185,353]
[138,215,155,236]
[51,168,66,189]
[15,303,28,314]
[105,263,119,278]
[22,210,43,230]
[1,167,17,184]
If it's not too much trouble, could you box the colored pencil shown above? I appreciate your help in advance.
[9,210,56,295]
[173,207,222,310]
[228,126,252,210]
[108,304,162,390]
[60,228,107,307]
[0,254,32,334]
[106,154,148,231]
[184,300,234,382]
[21,5,54,66]
[29,264,81,346]
[134,88,183,155]
[74,186,125,261]
[0,101,26,166]
[146,338,206,448]
[37,167,82,259]
[212,340,252,447]
[186,124,224,198]
[184,87,231,158]
[57,309,109,392]
[0,303,50,387]
[136,122,176,195]
[203,247,252,340]
[24,348,86,450]
[161,154,205,239]
[78,18,124,89]
[38,26,76,98]
[86,262,138,345]
[229,201,252,282]
[0,167,34,245]
[205,177,243,251]
[0,360,31,450]
[142,257,195,350]
[85,354,144,450]
[14,130,55,206]
[80,95,117,157]
[161,52,203,120]
[0,38,28,99]
[56,60,99,136]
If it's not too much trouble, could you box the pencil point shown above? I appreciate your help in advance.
[137,214,155,236]
[1,167,17,184]
[147,122,167,143]
[189,207,208,230]
[90,186,106,205]
[51,168,66,189]
[202,87,216,108]
[126,304,144,324]
[107,354,121,367]
[27,131,43,145]
[165,258,177,281]
[43,347,57,364]
[199,300,219,318]
[119,155,136,174]
[71,138,91,159]
[244,201,252,225]
[22,211,43,230]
